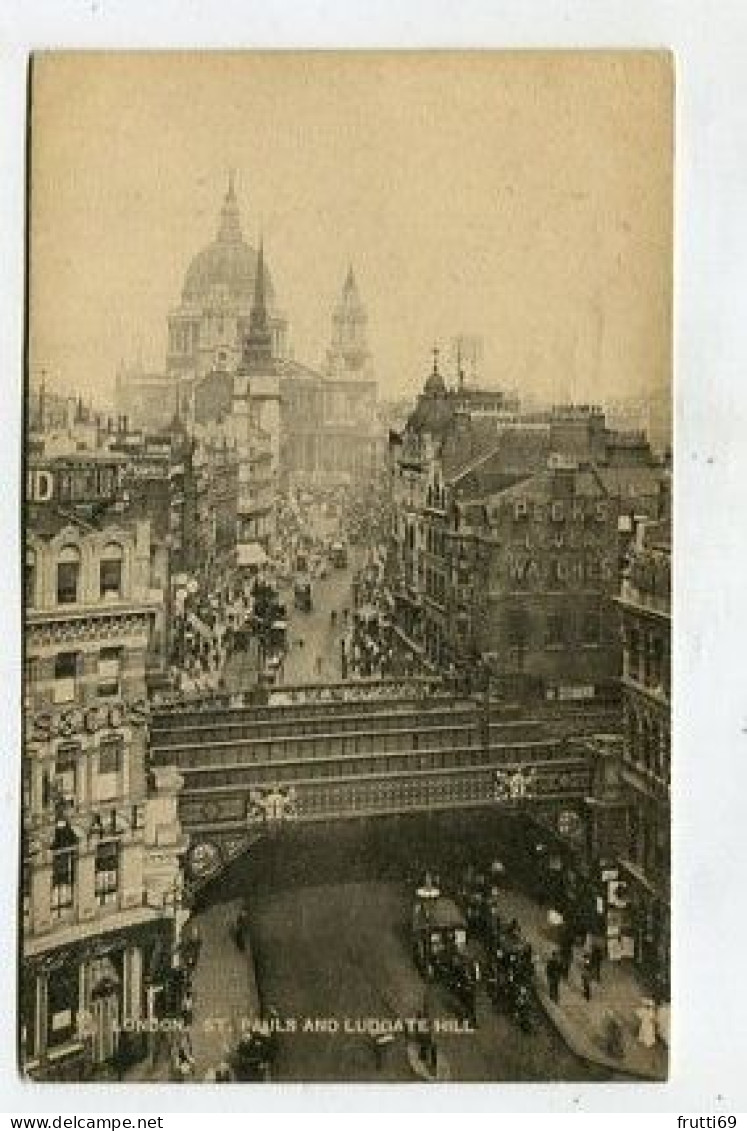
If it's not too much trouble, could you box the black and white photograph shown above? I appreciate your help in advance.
[19,50,674,1087]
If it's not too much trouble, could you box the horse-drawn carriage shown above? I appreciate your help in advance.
[483,920,535,1031]
[459,861,506,946]
[411,881,480,1024]
[457,862,535,1030]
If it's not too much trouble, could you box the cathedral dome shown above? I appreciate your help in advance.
[182,241,275,306]
[181,175,275,308]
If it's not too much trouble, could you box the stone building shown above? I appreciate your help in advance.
[168,173,289,381]
[278,266,380,487]
[22,484,186,1078]
[116,175,288,433]
[452,461,620,693]
[615,514,671,987]
[116,179,382,489]
[388,358,666,692]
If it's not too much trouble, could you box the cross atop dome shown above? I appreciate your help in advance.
[218,169,243,243]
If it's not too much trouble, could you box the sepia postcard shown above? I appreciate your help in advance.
[21,50,672,1085]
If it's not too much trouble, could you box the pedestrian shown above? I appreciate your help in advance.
[215,1060,232,1082]
[182,989,194,1028]
[582,954,593,1001]
[372,1031,394,1070]
[173,1040,194,1082]
[546,953,560,1004]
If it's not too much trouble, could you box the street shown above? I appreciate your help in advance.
[223,545,364,689]
[197,811,611,1081]
[278,548,361,685]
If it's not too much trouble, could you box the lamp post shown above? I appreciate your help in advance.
[162,876,185,970]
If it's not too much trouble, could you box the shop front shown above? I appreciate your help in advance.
[22,919,171,1080]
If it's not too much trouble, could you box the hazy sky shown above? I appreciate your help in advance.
[29,52,672,408]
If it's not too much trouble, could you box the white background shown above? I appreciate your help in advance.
[1,0,746,1116]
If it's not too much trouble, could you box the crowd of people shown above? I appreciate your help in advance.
[167,569,255,697]
[155,474,399,705]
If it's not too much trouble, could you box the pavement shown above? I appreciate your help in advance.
[186,899,261,1079]
[493,886,669,1080]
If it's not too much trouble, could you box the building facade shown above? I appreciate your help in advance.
[452,462,620,693]
[22,488,186,1079]
[388,360,665,694]
[615,516,671,989]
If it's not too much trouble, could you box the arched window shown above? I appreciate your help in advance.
[56,544,81,605]
[100,542,124,600]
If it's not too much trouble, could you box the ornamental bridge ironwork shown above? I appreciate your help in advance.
[147,678,621,890]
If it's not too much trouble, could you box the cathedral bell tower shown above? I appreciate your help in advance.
[325,265,372,379]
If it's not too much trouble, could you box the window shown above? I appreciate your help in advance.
[51,834,76,919]
[100,543,123,600]
[94,840,119,907]
[583,608,602,645]
[97,736,123,802]
[54,745,78,807]
[53,652,78,704]
[98,736,123,775]
[56,546,81,605]
[25,551,35,608]
[97,647,122,698]
[22,765,32,813]
[21,832,32,920]
[545,613,565,648]
[24,657,38,706]
[46,961,78,1048]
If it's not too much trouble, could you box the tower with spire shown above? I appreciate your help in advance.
[325,265,372,380]
[233,236,282,550]
[241,239,274,372]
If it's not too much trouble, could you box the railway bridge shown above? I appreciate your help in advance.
[148,678,624,887]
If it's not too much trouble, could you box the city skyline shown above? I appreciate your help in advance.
[29,52,672,409]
